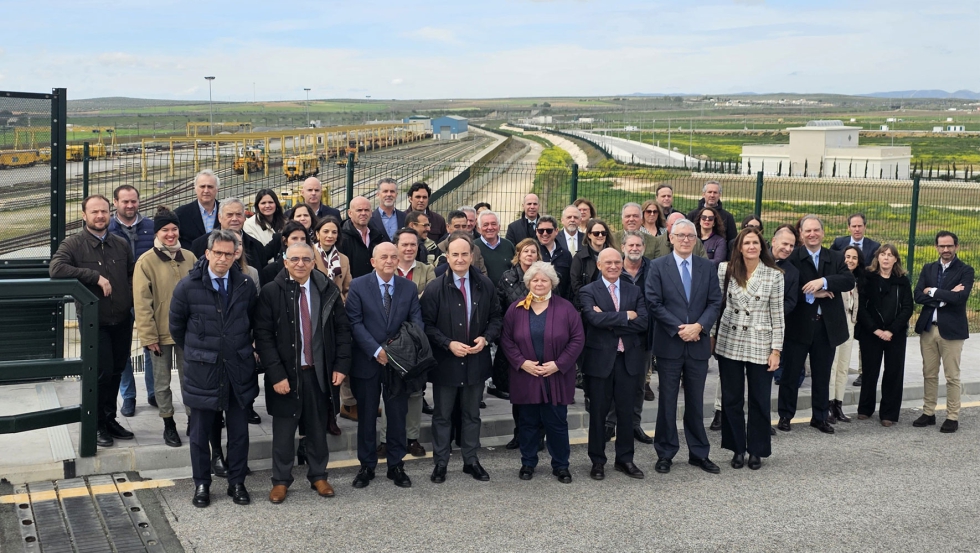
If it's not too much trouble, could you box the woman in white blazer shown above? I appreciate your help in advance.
[828,245,865,424]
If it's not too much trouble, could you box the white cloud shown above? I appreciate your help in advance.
[733,0,765,5]
[401,26,461,45]
[391,78,404,85]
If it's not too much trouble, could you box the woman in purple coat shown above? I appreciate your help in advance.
[501,261,585,483]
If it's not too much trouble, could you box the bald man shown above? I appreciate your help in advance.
[301,177,342,220]
[339,196,389,278]
[505,193,541,244]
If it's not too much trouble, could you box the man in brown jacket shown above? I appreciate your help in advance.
[50,195,135,447]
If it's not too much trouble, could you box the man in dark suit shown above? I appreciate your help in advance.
[300,177,342,220]
[536,215,572,299]
[830,213,880,261]
[581,248,648,480]
[254,243,352,503]
[771,225,800,316]
[686,180,738,248]
[557,205,586,259]
[505,193,540,244]
[912,231,974,434]
[339,196,388,278]
[345,242,423,488]
[175,170,220,250]
[778,215,855,434]
[190,198,266,271]
[408,182,448,244]
[370,178,406,242]
[645,219,722,475]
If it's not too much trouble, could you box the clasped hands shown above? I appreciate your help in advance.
[448,337,488,358]
[521,360,559,377]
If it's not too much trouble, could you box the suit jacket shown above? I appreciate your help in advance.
[784,246,855,348]
[313,203,342,221]
[831,236,881,261]
[713,262,785,365]
[776,257,800,316]
[649,232,707,260]
[404,262,436,296]
[338,218,389,279]
[540,242,572,300]
[580,278,649,377]
[645,253,722,361]
[556,230,585,257]
[914,257,974,340]
[370,208,406,241]
[345,272,423,380]
[174,199,220,251]
[505,215,538,244]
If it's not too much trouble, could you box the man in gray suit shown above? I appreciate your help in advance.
[645,219,722,475]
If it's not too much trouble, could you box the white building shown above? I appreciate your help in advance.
[740,120,912,179]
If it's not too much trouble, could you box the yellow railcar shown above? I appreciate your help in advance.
[284,154,319,182]
[0,150,41,169]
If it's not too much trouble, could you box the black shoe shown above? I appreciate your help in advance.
[227,483,250,505]
[479,401,487,409]
[163,418,181,448]
[770,426,777,436]
[553,468,572,484]
[614,461,645,479]
[810,420,835,434]
[833,400,852,423]
[633,428,653,444]
[604,425,615,443]
[376,442,387,459]
[352,466,375,488]
[747,454,762,470]
[185,422,190,437]
[247,408,261,425]
[777,417,792,432]
[731,453,745,469]
[120,398,136,417]
[192,484,210,508]
[519,466,534,481]
[584,397,590,411]
[408,439,426,457]
[689,457,721,474]
[422,398,434,415]
[463,462,490,481]
[912,414,937,427]
[296,437,308,466]
[590,463,605,481]
[853,375,863,387]
[431,464,447,484]
[538,437,546,452]
[505,435,520,449]
[644,382,655,401]
[387,465,412,488]
[96,427,114,447]
[827,408,837,425]
[655,458,672,474]
[148,395,158,407]
[940,419,959,433]
[211,455,228,478]
[487,388,510,400]
[709,410,722,431]
[105,418,135,440]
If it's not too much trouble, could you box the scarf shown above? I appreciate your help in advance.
[317,244,343,278]
[153,237,184,261]
[516,291,552,310]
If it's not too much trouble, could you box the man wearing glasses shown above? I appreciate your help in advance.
[686,181,737,247]
[535,215,572,299]
[650,212,707,260]
[406,210,438,264]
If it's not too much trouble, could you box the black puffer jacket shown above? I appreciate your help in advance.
[338,218,388,279]
[169,259,258,411]
[497,266,529,311]
[569,245,602,311]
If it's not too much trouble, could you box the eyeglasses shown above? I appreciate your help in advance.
[644,209,658,214]
[590,231,607,237]
[672,234,697,241]
[415,223,431,228]
[209,250,236,259]
[536,228,555,235]
[700,216,715,221]
[286,256,314,264]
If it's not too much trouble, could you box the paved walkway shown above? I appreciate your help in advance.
[2,333,979,484]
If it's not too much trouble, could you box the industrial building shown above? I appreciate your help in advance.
[431,116,468,140]
[740,120,912,179]
[403,115,433,134]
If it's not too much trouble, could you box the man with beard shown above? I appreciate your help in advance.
[370,178,405,242]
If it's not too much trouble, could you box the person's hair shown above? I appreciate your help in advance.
[848,213,867,226]
[195,169,220,189]
[842,245,867,280]
[798,214,823,232]
[640,199,665,231]
[287,203,319,229]
[621,202,642,217]
[285,242,315,259]
[312,215,343,250]
[253,188,285,232]
[656,183,673,195]
[407,182,431,198]
[511,238,541,266]
[393,228,420,247]
[695,206,726,238]
[725,228,780,288]
[405,210,428,226]
[741,214,763,232]
[81,194,110,212]
[207,229,240,251]
[474,202,492,212]
[447,209,467,223]
[622,230,645,245]
[459,206,476,217]
[113,184,138,200]
[702,180,722,194]
[281,220,312,247]
[586,219,617,251]
[772,223,799,244]
[477,210,499,227]
[573,198,596,219]
[219,197,245,216]
[935,230,958,246]
[868,243,906,277]
[670,218,697,236]
[377,177,397,189]
[523,260,560,289]
[537,214,558,229]
[445,231,474,253]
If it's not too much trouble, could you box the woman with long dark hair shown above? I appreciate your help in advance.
[696,206,727,265]
[264,202,318,265]
[856,244,913,426]
[828,245,865,423]
[569,218,616,310]
[311,216,351,301]
[244,189,286,247]
[260,221,313,286]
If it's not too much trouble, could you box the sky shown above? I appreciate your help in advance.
[2,0,978,101]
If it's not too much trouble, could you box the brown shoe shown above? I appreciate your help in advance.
[311,480,335,498]
[880,420,895,427]
[408,439,426,457]
[340,404,358,422]
[269,484,288,504]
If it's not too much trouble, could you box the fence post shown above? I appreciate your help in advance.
[754,171,764,217]
[908,175,921,270]
[345,152,355,209]
[82,142,90,199]
[570,163,579,204]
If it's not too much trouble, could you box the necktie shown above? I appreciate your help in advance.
[383,283,392,321]
[299,286,314,366]
[217,277,229,308]
[681,260,692,302]
[609,283,624,352]
[852,242,862,252]
[458,276,469,335]
[804,252,819,305]
[568,234,576,257]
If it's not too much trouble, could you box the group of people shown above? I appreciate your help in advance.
[49,171,973,508]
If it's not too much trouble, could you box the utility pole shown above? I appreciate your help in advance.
[205,76,215,135]
[304,88,311,127]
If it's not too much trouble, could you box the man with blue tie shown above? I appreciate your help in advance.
[778,215,855,434]
[345,242,423,489]
[645,219,722,475]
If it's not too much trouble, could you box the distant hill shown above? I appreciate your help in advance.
[862,90,980,100]
[68,97,214,111]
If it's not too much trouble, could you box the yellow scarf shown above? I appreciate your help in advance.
[516,291,552,310]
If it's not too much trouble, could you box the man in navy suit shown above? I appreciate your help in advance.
[174,170,220,250]
[345,242,423,489]
[370,178,406,242]
[645,219,722,475]
[830,213,880,261]
[581,248,648,481]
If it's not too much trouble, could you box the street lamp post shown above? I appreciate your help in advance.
[304,88,311,127]
[205,76,216,135]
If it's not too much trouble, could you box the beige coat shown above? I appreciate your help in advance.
[398,261,436,297]
[133,248,197,346]
[313,246,352,302]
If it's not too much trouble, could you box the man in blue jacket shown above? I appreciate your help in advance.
[170,230,259,508]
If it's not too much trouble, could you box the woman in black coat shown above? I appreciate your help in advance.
[568,219,615,310]
[856,244,913,426]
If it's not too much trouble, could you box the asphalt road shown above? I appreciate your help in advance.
[152,405,980,552]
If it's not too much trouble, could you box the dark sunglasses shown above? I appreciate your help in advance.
[700,216,715,221]
[536,228,555,235]
[590,231,607,237]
